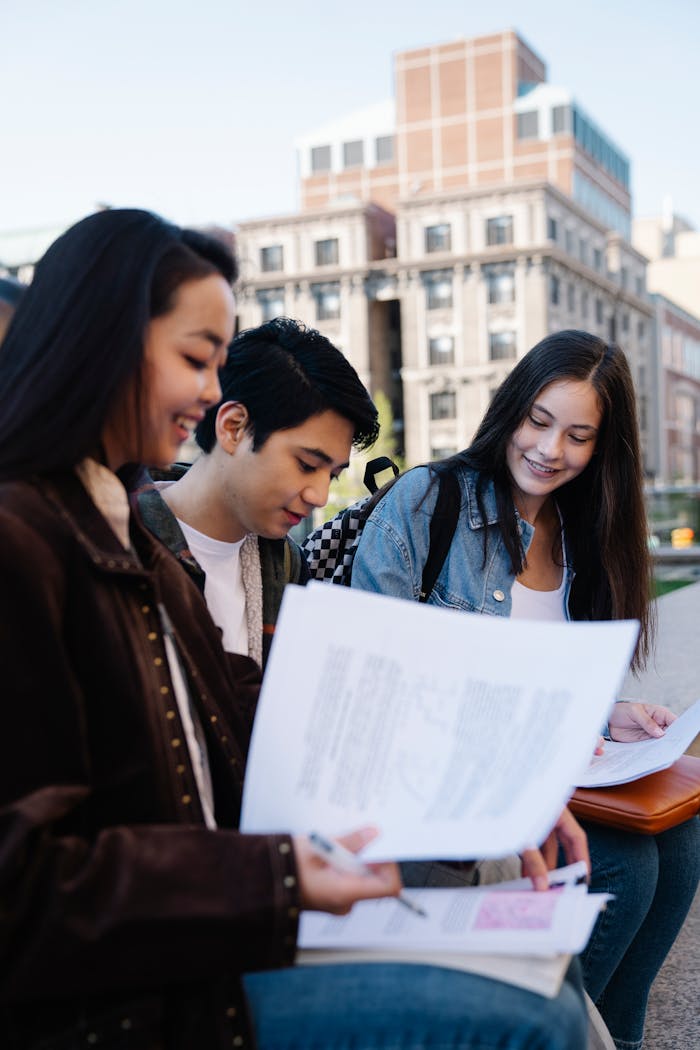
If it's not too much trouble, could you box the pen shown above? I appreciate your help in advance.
[308,831,428,918]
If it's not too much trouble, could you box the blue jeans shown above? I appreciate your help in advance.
[243,959,587,1050]
[578,816,700,1050]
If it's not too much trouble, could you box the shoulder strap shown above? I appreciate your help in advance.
[283,534,310,585]
[420,471,461,603]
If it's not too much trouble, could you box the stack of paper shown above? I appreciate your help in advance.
[298,864,610,999]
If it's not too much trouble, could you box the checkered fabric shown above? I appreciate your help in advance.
[301,495,372,584]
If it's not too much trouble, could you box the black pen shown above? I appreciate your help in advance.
[308,831,428,918]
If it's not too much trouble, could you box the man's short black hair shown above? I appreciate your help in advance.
[195,317,378,453]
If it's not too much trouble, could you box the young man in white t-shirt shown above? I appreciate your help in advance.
[136,317,378,668]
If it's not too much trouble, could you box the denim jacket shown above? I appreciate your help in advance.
[351,463,575,618]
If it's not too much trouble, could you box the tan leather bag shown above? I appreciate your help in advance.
[570,754,700,834]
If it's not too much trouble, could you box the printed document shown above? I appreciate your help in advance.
[241,583,639,860]
[297,864,610,999]
[577,696,700,787]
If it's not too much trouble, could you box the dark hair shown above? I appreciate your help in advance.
[435,329,653,669]
[195,317,378,453]
[0,209,237,478]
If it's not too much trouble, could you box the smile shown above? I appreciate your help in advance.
[524,456,558,477]
[173,414,199,434]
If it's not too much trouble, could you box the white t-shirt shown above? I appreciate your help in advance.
[177,519,249,657]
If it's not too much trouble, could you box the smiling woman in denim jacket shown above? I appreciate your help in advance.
[351,329,700,1050]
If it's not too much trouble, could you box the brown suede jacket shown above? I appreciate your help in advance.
[0,470,299,1049]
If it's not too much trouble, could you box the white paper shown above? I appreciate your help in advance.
[298,880,608,957]
[296,863,608,999]
[241,583,639,860]
[577,696,700,787]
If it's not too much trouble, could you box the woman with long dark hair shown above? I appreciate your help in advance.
[352,330,700,1050]
[0,212,588,1050]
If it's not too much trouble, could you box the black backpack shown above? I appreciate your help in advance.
[301,457,461,602]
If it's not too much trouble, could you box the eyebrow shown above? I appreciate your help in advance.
[531,402,599,432]
[300,445,350,470]
[188,328,227,351]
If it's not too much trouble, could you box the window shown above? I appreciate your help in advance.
[485,265,515,304]
[516,111,539,139]
[260,245,283,272]
[375,135,394,164]
[620,266,628,290]
[423,270,453,310]
[637,319,646,340]
[547,217,558,242]
[567,283,575,312]
[425,223,452,253]
[635,274,644,296]
[311,282,341,321]
[579,238,587,264]
[621,312,630,333]
[315,238,339,266]
[595,297,604,324]
[311,145,332,173]
[430,390,456,420]
[565,229,575,255]
[431,446,457,460]
[343,139,364,168]
[552,104,570,134]
[428,335,454,365]
[489,331,516,361]
[593,248,603,272]
[550,275,560,306]
[256,287,285,323]
[581,290,589,319]
[486,215,514,246]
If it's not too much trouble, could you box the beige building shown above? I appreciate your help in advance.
[633,209,700,321]
[237,29,657,473]
[236,180,653,469]
[649,295,700,482]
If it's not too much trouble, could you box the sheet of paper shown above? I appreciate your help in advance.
[241,583,639,860]
[297,882,608,956]
[577,696,700,787]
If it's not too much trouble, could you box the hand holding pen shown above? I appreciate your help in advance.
[291,826,402,916]
[303,829,427,918]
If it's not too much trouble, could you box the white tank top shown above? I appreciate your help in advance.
[510,527,568,622]
[510,575,567,622]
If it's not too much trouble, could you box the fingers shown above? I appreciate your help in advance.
[555,808,590,876]
[520,846,550,892]
[293,832,402,914]
[648,704,677,728]
[336,825,380,853]
[594,735,605,756]
[629,704,666,738]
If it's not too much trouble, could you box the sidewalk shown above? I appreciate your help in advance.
[620,581,700,1049]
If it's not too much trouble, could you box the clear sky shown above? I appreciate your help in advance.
[2,0,698,234]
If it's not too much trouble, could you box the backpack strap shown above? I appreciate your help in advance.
[420,471,461,603]
[363,456,400,495]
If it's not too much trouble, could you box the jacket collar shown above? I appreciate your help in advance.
[39,470,151,576]
[459,466,502,530]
